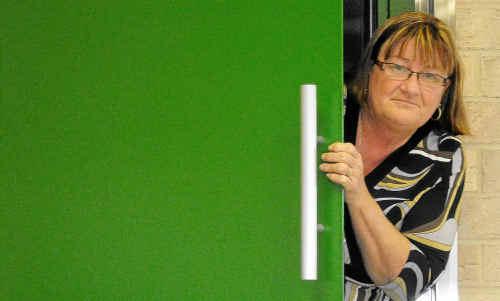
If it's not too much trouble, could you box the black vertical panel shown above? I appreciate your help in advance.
[343,0,377,83]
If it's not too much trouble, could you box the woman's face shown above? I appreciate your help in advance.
[367,38,449,131]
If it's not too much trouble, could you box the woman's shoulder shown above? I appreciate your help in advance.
[418,128,464,174]
[422,128,463,153]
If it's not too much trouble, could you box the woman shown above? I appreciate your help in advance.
[320,12,469,301]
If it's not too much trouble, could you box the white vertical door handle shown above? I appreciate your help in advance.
[300,84,318,280]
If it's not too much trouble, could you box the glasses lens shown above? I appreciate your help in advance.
[419,72,445,86]
[384,63,410,80]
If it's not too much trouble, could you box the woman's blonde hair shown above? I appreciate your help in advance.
[350,11,470,135]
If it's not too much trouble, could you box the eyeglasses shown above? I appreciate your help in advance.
[374,60,450,87]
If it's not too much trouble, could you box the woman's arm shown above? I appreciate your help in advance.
[321,140,465,300]
[346,187,411,285]
[320,142,410,285]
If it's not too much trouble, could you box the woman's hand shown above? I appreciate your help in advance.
[319,142,368,204]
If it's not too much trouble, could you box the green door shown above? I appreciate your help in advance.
[1,1,343,300]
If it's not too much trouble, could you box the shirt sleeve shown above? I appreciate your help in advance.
[378,140,465,301]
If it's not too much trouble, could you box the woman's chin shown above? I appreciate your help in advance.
[383,111,425,130]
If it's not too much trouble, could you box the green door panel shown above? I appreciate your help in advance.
[1,1,343,300]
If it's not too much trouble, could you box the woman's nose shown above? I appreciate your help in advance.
[401,72,420,93]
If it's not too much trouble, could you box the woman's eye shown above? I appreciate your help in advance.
[387,63,408,73]
[420,73,441,82]
[392,64,407,72]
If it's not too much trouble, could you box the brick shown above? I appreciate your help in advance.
[461,52,481,97]
[456,3,500,50]
[462,103,500,144]
[456,5,475,49]
[480,54,500,97]
[459,242,482,266]
[458,242,482,287]
[464,166,480,192]
[483,244,500,282]
[460,288,500,301]
[464,147,480,168]
[463,147,481,192]
[459,264,482,285]
[459,193,500,240]
[483,150,500,192]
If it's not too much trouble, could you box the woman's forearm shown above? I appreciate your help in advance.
[347,188,410,285]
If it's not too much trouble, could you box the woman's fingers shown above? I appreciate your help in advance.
[326,173,352,185]
[319,162,351,175]
[321,151,356,165]
[320,151,361,171]
[328,142,360,159]
[321,162,356,187]
[321,151,350,162]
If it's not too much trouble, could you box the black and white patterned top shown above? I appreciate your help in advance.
[343,101,465,301]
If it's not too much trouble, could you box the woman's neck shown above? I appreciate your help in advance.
[356,108,415,175]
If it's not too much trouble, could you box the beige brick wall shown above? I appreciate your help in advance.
[456,0,500,299]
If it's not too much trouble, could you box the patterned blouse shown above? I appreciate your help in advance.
[343,101,465,301]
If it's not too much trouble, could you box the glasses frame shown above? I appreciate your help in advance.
[374,60,450,87]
